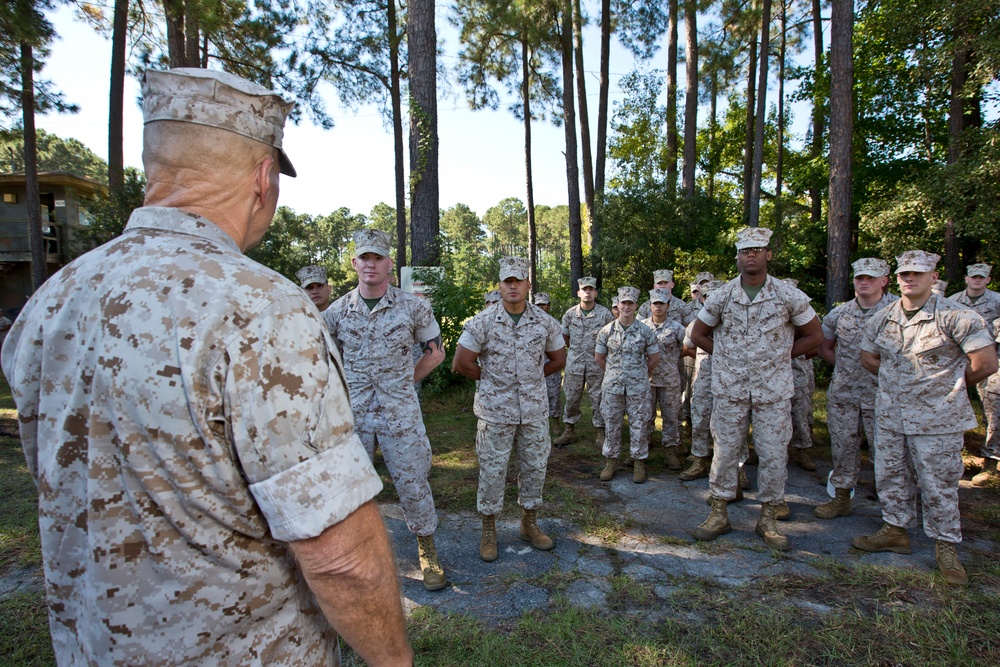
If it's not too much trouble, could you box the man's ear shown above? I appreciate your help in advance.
[253,156,277,207]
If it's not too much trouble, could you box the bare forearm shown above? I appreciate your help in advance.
[647,353,660,374]
[818,338,836,366]
[861,351,881,375]
[594,353,606,371]
[790,319,824,359]
[966,347,999,385]
[452,345,481,380]
[290,502,412,667]
[414,338,445,382]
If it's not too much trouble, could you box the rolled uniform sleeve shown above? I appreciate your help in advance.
[226,295,382,542]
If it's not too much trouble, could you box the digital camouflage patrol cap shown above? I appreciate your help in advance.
[484,290,501,304]
[701,280,725,296]
[354,229,392,257]
[617,286,640,303]
[967,263,992,278]
[895,250,940,273]
[499,257,530,280]
[653,269,674,283]
[735,226,773,250]
[852,258,890,278]
[295,265,327,287]
[649,288,671,304]
[533,292,551,305]
[578,276,598,289]
[695,272,715,284]
[142,68,297,177]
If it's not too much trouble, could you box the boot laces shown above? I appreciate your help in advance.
[938,543,959,569]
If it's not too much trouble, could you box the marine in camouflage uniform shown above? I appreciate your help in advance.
[554,277,614,446]
[534,292,563,424]
[978,317,1000,485]
[323,228,448,591]
[690,227,823,551]
[854,250,998,585]
[780,279,819,471]
[814,258,895,518]
[680,280,724,481]
[0,69,411,665]
[454,257,567,562]
[637,269,696,323]
[949,264,1000,485]
[595,287,660,483]
[642,288,687,470]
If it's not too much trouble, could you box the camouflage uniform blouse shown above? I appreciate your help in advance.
[822,293,896,406]
[459,302,565,424]
[595,319,659,394]
[1,208,381,666]
[861,294,995,434]
[948,288,1000,334]
[697,275,817,403]
[323,284,440,411]
[561,303,613,373]
[642,316,686,390]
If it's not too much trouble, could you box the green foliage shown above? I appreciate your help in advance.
[0,128,106,182]
[410,268,482,395]
[71,167,145,258]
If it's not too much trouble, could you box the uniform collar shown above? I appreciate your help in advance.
[125,206,241,253]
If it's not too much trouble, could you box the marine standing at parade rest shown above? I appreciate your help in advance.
[553,277,614,447]
[690,227,823,551]
[642,288,687,471]
[977,318,1000,485]
[297,264,333,312]
[1,68,411,665]
[534,292,564,432]
[638,269,694,322]
[453,257,567,562]
[324,228,448,591]
[782,278,819,473]
[853,250,997,585]
[815,258,896,519]
[595,287,661,483]
[948,263,1000,485]
[680,280,724,481]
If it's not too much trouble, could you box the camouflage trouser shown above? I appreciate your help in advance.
[789,380,814,449]
[601,389,651,459]
[710,397,791,503]
[475,419,551,516]
[875,429,964,543]
[355,393,437,536]
[680,355,695,421]
[649,384,681,448]
[690,370,714,458]
[827,400,875,489]
[546,371,562,419]
[981,389,1000,461]
[562,367,606,427]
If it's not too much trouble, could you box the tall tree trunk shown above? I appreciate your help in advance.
[561,3,584,292]
[388,0,406,281]
[682,0,698,198]
[572,0,595,225]
[408,0,439,266]
[827,0,854,310]
[593,0,611,286]
[522,37,538,287]
[742,29,758,225]
[184,0,199,66]
[945,24,973,282]
[109,0,127,193]
[809,0,825,230]
[708,69,718,200]
[163,0,186,67]
[748,0,771,228]
[666,0,679,197]
[775,0,786,208]
[21,42,45,291]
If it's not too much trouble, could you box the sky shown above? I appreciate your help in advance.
[34,4,818,220]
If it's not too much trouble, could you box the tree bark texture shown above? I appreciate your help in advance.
[21,41,45,291]
[742,30,757,225]
[388,0,406,281]
[522,37,538,287]
[809,0,825,230]
[109,0,127,193]
[572,0,595,223]
[666,0,678,197]
[682,0,698,198]
[748,0,771,228]
[561,3,584,292]
[593,0,611,286]
[408,0,440,266]
[827,0,854,310]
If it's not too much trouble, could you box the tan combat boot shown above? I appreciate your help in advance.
[633,459,647,484]
[789,447,817,471]
[595,427,606,448]
[664,446,683,471]
[692,497,732,541]
[417,534,447,591]
[971,459,998,486]
[599,457,617,481]
[935,540,968,585]
[480,514,498,562]
[552,423,576,447]
[756,502,790,551]
[814,488,853,519]
[774,501,791,521]
[519,508,554,551]
[679,456,711,481]
[851,523,911,554]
